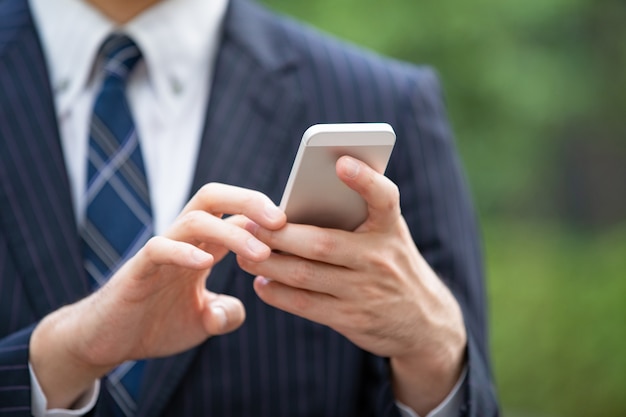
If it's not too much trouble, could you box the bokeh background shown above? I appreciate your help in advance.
[262,1,626,416]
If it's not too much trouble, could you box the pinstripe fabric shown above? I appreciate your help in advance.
[0,0,87,415]
[0,0,498,416]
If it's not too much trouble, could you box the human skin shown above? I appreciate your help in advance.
[31,2,467,414]
[31,158,465,415]
[30,184,287,409]
[238,156,466,415]
[84,0,161,23]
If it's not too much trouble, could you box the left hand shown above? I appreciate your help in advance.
[237,156,467,415]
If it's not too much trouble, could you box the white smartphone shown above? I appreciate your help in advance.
[279,123,396,230]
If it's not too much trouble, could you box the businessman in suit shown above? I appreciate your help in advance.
[0,0,498,416]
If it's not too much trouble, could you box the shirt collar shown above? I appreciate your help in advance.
[29,0,228,116]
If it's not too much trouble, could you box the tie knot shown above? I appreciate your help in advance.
[100,34,142,82]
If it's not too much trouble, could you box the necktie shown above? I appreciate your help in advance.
[81,34,152,417]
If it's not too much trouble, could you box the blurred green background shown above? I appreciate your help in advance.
[262,1,626,416]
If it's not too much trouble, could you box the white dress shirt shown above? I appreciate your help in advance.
[27,0,464,416]
[31,0,227,236]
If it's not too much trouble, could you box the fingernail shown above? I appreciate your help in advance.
[211,305,227,329]
[247,237,268,255]
[265,202,283,222]
[344,157,360,179]
[256,276,271,286]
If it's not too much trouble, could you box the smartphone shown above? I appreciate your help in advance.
[279,123,396,230]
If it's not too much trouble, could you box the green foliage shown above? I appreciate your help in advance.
[486,220,626,416]
[262,1,626,415]
[262,0,625,218]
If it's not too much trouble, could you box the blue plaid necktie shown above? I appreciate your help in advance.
[81,34,152,417]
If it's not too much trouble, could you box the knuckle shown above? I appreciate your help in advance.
[291,260,315,288]
[198,182,219,197]
[310,233,337,258]
[343,306,378,335]
[359,309,386,337]
[390,183,400,204]
[142,236,162,260]
[243,193,263,214]
[196,183,221,207]
[366,249,398,278]
[251,189,268,204]
[243,191,270,215]
[291,290,312,312]
[179,210,206,230]
[386,183,400,212]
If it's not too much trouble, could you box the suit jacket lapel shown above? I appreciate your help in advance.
[0,0,88,319]
[190,0,303,298]
[190,3,302,201]
[1,1,304,414]
[137,1,303,416]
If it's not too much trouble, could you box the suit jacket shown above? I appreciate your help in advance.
[0,0,498,415]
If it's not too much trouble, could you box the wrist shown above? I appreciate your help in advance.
[390,296,467,416]
[391,340,466,416]
[30,302,111,409]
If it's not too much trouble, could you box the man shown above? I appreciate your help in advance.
[0,0,498,416]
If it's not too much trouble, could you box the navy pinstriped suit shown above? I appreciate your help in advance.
[0,0,499,415]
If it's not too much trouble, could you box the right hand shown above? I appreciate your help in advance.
[29,183,286,409]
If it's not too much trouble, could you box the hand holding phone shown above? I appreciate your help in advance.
[279,123,396,230]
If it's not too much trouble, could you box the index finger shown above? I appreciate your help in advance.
[336,156,401,232]
[180,183,286,230]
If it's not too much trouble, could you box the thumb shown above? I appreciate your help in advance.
[336,156,400,232]
[203,293,246,336]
